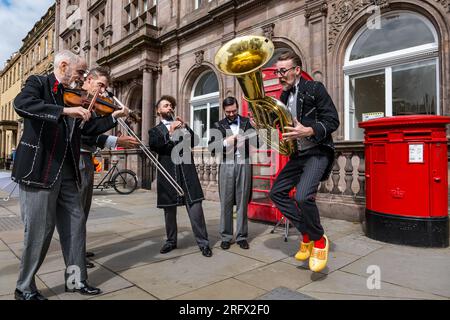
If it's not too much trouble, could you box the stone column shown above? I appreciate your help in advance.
[0,130,3,160]
[305,0,328,81]
[141,66,154,146]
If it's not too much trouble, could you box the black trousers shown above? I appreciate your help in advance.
[163,201,209,249]
[269,152,329,241]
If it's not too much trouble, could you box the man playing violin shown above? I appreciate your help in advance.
[12,50,128,300]
[78,67,139,267]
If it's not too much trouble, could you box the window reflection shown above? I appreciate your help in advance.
[350,13,435,60]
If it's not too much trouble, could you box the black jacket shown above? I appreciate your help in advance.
[280,77,340,181]
[207,115,257,162]
[81,134,110,152]
[148,122,204,208]
[12,73,117,189]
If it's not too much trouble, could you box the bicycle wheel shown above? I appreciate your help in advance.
[112,170,138,194]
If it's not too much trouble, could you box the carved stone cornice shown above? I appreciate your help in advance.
[261,23,275,40]
[434,0,450,12]
[305,0,328,22]
[103,25,113,38]
[168,56,180,71]
[194,50,204,67]
[328,0,390,52]
[83,40,91,52]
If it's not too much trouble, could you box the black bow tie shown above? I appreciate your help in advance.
[228,119,238,125]
[287,85,297,95]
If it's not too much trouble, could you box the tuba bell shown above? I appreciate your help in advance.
[214,35,296,156]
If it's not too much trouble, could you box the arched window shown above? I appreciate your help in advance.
[190,70,220,147]
[344,11,439,140]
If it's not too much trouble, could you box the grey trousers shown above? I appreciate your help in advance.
[164,201,209,248]
[16,161,88,293]
[79,152,95,219]
[218,162,252,242]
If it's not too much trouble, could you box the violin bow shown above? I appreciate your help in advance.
[79,87,101,129]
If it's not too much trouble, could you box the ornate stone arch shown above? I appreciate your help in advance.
[122,80,143,138]
[180,62,224,121]
[329,0,450,138]
[270,37,309,72]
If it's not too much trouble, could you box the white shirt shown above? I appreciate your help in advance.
[287,78,300,120]
[223,116,241,156]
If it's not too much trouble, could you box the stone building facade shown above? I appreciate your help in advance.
[53,0,450,220]
[0,4,56,169]
[21,4,56,80]
[0,52,21,168]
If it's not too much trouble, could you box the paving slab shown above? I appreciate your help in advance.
[90,286,158,300]
[119,249,265,300]
[321,218,363,235]
[36,253,67,276]
[341,246,450,298]
[172,278,267,300]
[86,220,144,234]
[258,287,316,300]
[86,232,130,252]
[0,251,21,296]
[302,292,409,300]
[283,249,362,275]
[0,239,9,251]
[234,261,323,291]
[8,238,62,258]
[114,226,170,242]
[330,233,386,257]
[38,265,134,300]
[0,229,24,244]
[222,232,300,264]
[92,231,215,272]
[299,270,444,300]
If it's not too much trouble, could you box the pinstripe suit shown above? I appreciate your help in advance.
[269,78,339,240]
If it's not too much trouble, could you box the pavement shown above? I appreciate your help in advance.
[0,188,449,300]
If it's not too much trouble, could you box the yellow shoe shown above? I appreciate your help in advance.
[309,235,329,273]
[294,241,314,261]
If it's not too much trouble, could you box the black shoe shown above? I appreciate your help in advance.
[14,289,47,301]
[86,251,95,258]
[86,261,95,269]
[220,241,231,250]
[160,242,177,254]
[200,246,213,257]
[237,240,250,249]
[65,281,102,296]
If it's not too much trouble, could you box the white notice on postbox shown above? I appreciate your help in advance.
[409,144,424,163]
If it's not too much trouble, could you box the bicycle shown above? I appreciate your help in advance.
[93,157,138,195]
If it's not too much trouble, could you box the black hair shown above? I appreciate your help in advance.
[222,96,239,109]
[156,95,177,109]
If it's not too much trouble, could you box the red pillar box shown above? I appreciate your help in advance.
[359,115,450,247]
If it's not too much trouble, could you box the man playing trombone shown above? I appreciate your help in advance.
[79,66,139,267]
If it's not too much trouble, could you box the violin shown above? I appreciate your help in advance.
[63,88,117,116]
[63,88,141,122]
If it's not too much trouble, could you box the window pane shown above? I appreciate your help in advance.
[350,71,385,140]
[350,13,435,61]
[209,106,219,129]
[194,71,219,96]
[392,60,437,116]
[193,108,208,146]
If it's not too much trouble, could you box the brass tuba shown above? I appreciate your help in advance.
[214,35,296,156]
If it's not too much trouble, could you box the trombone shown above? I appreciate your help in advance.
[105,91,185,197]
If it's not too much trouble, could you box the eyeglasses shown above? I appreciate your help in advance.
[273,66,296,76]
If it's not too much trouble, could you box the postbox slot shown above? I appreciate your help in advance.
[404,131,432,140]
[368,133,388,139]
